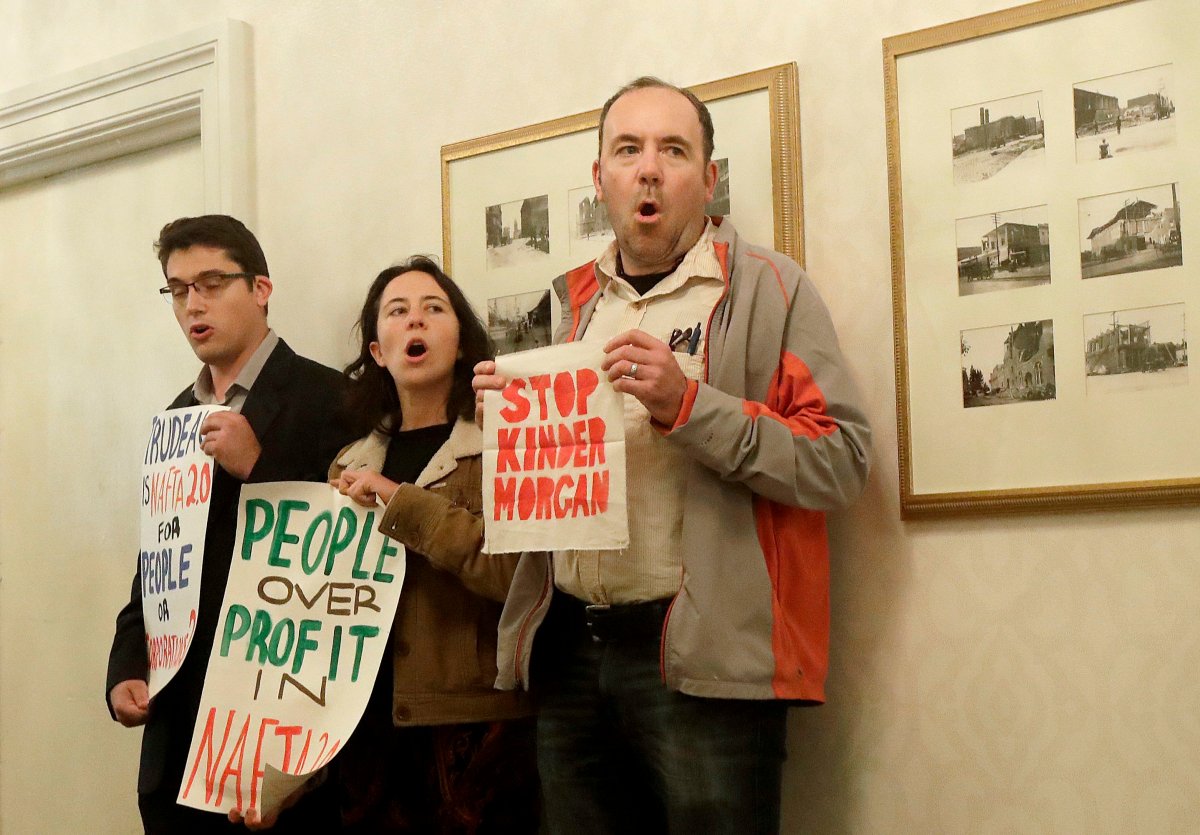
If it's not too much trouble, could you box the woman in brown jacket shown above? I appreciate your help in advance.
[329,256,538,834]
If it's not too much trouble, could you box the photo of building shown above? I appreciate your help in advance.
[1084,303,1187,394]
[951,91,1045,184]
[956,205,1051,295]
[1078,183,1182,279]
[1073,64,1176,161]
[961,319,1056,407]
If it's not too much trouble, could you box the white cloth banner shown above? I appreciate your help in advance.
[176,482,405,817]
[483,342,628,553]
[141,405,228,698]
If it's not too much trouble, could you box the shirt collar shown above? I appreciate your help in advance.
[193,329,279,406]
[595,220,720,299]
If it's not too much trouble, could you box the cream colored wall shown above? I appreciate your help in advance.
[0,141,205,834]
[2,1,1199,833]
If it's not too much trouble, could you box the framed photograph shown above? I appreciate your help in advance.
[441,63,803,324]
[488,289,553,356]
[884,0,1197,516]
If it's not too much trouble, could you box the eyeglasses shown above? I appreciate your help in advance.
[158,272,255,305]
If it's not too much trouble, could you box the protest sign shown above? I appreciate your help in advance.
[177,482,405,818]
[483,341,627,553]
[141,404,227,697]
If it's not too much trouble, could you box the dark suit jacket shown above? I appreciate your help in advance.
[106,339,354,801]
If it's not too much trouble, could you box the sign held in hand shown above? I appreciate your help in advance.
[483,342,628,553]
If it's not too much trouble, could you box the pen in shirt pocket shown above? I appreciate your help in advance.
[686,322,702,355]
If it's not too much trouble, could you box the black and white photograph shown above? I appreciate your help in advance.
[961,319,1056,408]
[951,91,1045,185]
[705,157,731,216]
[1084,302,1187,395]
[1074,64,1176,162]
[568,185,614,256]
[485,194,550,270]
[487,289,552,355]
[956,204,1051,296]
[1078,182,1182,279]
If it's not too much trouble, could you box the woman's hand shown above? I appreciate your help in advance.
[330,469,400,508]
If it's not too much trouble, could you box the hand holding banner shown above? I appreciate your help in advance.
[482,342,628,553]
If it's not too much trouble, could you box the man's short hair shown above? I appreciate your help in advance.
[154,215,269,277]
[597,76,715,162]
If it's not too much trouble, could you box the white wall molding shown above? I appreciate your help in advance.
[0,19,253,218]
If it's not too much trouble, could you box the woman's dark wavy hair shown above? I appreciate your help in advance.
[343,256,493,437]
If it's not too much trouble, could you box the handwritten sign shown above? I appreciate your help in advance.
[483,342,627,553]
[141,405,227,697]
[176,482,405,818]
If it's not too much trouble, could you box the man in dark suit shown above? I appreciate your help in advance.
[106,215,352,833]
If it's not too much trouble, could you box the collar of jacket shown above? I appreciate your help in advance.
[333,418,481,488]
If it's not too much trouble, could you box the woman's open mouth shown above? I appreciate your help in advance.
[405,339,428,360]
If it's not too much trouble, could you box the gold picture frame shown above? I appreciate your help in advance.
[440,64,802,321]
[885,0,1198,517]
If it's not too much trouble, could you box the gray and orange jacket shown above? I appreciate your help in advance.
[495,219,871,702]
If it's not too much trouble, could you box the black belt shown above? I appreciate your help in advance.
[554,592,672,643]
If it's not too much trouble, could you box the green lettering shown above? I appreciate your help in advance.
[268,619,296,667]
[348,624,380,682]
[241,499,275,560]
[328,624,342,681]
[293,620,322,675]
[300,511,332,575]
[325,507,358,576]
[372,537,399,583]
[267,499,310,568]
[350,511,375,580]
[219,604,251,656]
[247,609,272,664]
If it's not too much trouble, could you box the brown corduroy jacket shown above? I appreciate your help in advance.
[330,419,532,726]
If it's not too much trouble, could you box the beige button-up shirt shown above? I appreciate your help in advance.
[554,223,724,604]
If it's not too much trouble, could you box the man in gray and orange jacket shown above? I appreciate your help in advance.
[475,77,871,835]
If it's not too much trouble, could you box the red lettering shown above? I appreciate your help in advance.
[183,708,235,802]
[494,477,516,521]
[517,477,536,520]
[536,477,555,519]
[216,714,252,807]
[554,475,572,518]
[523,427,536,470]
[571,474,590,517]
[275,725,302,773]
[537,425,557,470]
[497,428,520,473]
[588,418,606,465]
[576,368,599,414]
[294,730,313,772]
[495,472,610,520]
[556,424,573,468]
[250,718,279,810]
[529,374,552,420]
[571,421,588,467]
[552,371,575,418]
[590,470,610,514]
[499,380,529,422]
[312,738,342,770]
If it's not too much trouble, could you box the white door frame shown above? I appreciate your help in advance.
[0,19,253,219]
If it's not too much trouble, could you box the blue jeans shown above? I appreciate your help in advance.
[531,593,788,835]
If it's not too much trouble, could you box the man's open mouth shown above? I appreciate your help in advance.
[638,201,659,217]
[190,324,212,338]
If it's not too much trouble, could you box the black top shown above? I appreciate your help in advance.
[616,252,684,297]
[382,422,454,485]
[362,421,454,719]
